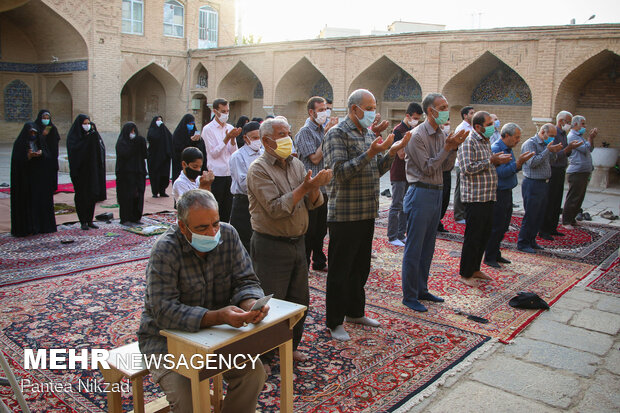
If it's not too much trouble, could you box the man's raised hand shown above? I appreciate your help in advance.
[388,131,412,157]
[445,129,468,151]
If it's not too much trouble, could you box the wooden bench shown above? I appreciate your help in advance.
[99,342,223,413]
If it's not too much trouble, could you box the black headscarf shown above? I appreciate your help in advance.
[66,114,107,201]
[171,114,207,180]
[34,109,61,191]
[146,115,173,174]
[235,116,250,148]
[10,122,56,236]
[115,122,147,175]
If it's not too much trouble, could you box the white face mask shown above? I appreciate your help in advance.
[315,111,328,125]
[217,112,229,123]
[82,124,91,132]
[248,139,262,152]
[156,120,163,127]
[408,118,419,128]
[562,123,571,133]
[129,132,136,139]
[442,125,451,135]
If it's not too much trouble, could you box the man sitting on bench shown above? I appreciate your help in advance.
[138,189,268,412]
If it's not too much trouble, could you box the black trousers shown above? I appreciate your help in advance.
[117,173,146,223]
[518,178,548,249]
[250,232,309,351]
[305,193,328,270]
[230,194,252,253]
[541,167,566,234]
[150,173,170,196]
[460,202,494,278]
[484,189,513,262]
[211,176,233,222]
[440,170,452,222]
[74,189,96,225]
[562,172,590,225]
[326,219,374,329]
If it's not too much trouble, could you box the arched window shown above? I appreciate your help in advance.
[122,0,143,34]
[198,5,218,48]
[163,0,184,38]
[4,80,32,121]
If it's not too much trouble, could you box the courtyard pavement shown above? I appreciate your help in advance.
[1,143,619,412]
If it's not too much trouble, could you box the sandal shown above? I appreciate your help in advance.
[601,210,619,220]
[583,212,592,221]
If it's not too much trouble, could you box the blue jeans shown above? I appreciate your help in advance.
[387,181,408,241]
[518,178,549,249]
[401,185,442,304]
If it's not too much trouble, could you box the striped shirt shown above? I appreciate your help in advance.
[322,117,394,222]
[457,130,498,203]
[294,117,326,192]
[137,223,264,356]
[521,135,557,180]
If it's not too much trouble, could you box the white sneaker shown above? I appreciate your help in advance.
[345,316,381,327]
[329,325,350,341]
[456,219,466,224]
[389,239,405,247]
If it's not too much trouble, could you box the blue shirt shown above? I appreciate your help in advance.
[550,126,569,168]
[229,144,262,195]
[566,130,594,174]
[491,138,518,191]
[521,135,557,180]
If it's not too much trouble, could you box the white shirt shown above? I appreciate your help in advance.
[454,120,474,167]
[172,172,200,202]
[229,145,263,195]
[201,119,236,176]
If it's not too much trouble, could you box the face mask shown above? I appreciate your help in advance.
[156,120,163,127]
[325,109,332,118]
[187,124,194,132]
[315,111,328,125]
[82,124,91,132]
[217,112,229,123]
[129,132,136,139]
[272,136,293,158]
[41,119,50,126]
[184,167,201,180]
[481,125,495,139]
[248,139,262,152]
[432,108,449,125]
[408,118,419,128]
[562,123,571,133]
[494,120,500,129]
[187,228,221,253]
[542,134,553,145]
[578,127,586,135]
[355,107,376,129]
[442,125,451,135]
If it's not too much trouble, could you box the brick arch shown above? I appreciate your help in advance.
[122,62,183,93]
[347,55,421,101]
[193,63,208,90]
[48,80,73,123]
[216,60,266,123]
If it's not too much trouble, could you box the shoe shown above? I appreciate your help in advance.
[532,243,544,250]
[381,189,391,197]
[345,316,381,327]
[329,325,350,341]
[80,223,89,231]
[539,233,554,241]
[419,292,445,303]
[601,210,619,220]
[550,231,565,237]
[455,219,466,224]
[484,260,501,268]
[497,257,511,264]
[87,222,99,229]
[518,246,537,253]
[399,237,407,243]
[152,194,159,198]
[402,299,428,312]
[160,193,169,198]
[389,239,405,247]
[576,213,584,221]
[583,212,592,221]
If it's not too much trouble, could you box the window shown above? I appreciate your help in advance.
[163,0,184,38]
[122,0,143,35]
[198,5,218,48]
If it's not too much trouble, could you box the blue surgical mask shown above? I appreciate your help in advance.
[188,229,221,253]
[356,107,376,129]
[578,127,586,135]
[544,136,553,145]
[494,120,500,129]
[41,119,50,126]
[187,124,194,132]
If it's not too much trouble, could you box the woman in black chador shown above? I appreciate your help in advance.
[66,114,107,231]
[171,113,206,182]
[34,109,61,192]
[146,115,172,198]
[116,122,147,226]
[10,122,57,237]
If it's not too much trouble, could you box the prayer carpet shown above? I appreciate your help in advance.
[311,227,595,343]
[0,261,490,412]
[377,208,620,266]
[587,257,620,296]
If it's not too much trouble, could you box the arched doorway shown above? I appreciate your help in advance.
[217,61,264,125]
[48,81,73,123]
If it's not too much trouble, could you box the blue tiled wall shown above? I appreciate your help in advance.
[383,69,422,102]
[310,77,333,100]
[472,66,532,106]
[4,79,32,121]
[0,60,88,73]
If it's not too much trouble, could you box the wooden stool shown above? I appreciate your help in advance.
[99,342,223,413]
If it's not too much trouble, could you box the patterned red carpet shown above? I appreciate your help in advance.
[0,261,489,412]
[587,257,620,296]
[377,208,620,266]
[313,227,595,343]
